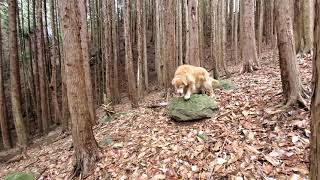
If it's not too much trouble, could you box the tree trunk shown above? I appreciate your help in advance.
[240,0,259,73]
[211,0,219,79]
[142,0,148,92]
[50,0,61,125]
[124,0,139,108]
[219,0,231,77]
[111,0,120,104]
[0,16,11,149]
[163,0,176,90]
[302,0,313,53]
[256,0,264,56]
[186,0,200,66]
[293,0,304,54]
[274,0,307,108]
[59,0,100,176]
[155,0,163,86]
[137,0,144,98]
[103,0,113,103]
[177,0,183,66]
[36,0,49,134]
[198,0,204,66]
[8,0,28,147]
[184,0,190,65]
[61,52,70,132]
[264,0,274,46]
[32,0,42,134]
[310,1,320,177]
[232,0,239,64]
[78,0,96,125]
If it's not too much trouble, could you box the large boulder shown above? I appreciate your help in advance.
[168,94,218,121]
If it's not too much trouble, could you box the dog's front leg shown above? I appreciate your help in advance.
[184,86,193,100]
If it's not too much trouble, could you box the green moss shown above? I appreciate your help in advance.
[218,79,234,90]
[4,172,35,180]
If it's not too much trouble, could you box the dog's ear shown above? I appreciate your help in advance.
[182,79,188,86]
[199,75,205,81]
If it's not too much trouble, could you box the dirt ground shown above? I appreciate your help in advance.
[0,50,312,179]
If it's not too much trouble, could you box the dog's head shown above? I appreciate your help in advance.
[171,77,187,96]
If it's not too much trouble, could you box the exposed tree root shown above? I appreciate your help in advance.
[280,94,309,111]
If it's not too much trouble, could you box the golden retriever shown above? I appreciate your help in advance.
[171,64,218,100]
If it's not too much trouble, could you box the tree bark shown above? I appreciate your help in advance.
[124,0,139,108]
[310,0,320,177]
[50,0,61,125]
[177,0,183,66]
[32,0,42,134]
[59,0,99,176]
[256,0,264,56]
[186,0,200,66]
[137,0,144,98]
[8,0,28,147]
[293,0,304,54]
[78,0,96,125]
[274,0,307,108]
[211,0,219,79]
[111,0,120,104]
[219,0,231,77]
[103,0,114,103]
[163,0,176,90]
[302,0,313,53]
[264,0,274,46]
[155,0,163,86]
[240,0,259,73]
[0,16,11,149]
[36,0,49,134]
[232,0,239,64]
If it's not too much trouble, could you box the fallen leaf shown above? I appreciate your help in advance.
[113,142,123,148]
[292,136,299,144]
[152,174,166,180]
[291,164,309,175]
[244,145,260,154]
[215,158,227,165]
[212,141,222,151]
[264,155,281,166]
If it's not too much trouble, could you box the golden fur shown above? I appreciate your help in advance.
[171,64,218,100]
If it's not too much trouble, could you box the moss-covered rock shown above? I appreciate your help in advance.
[4,172,35,180]
[217,79,234,90]
[168,94,218,121]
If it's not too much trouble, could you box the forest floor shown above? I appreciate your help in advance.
[0,51,312,179]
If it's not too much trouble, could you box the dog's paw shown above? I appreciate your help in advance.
[184,95,191,100]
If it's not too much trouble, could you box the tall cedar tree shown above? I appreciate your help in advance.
[59,0,100,176]
[50,0,61,125]
[0,16,11,149]
[186,0,200,66]
[211,0,219,79]
[274,0,307,108]
[163,0,176,91]
[79,0,96,125]
[124,0,139,108]
[8,0,28,146]
[36,0,49,133]
[310,0,320,177]
[240,0,259,73]
[103,0,113,102]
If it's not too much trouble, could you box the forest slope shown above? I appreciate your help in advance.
[0,51,312,179]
